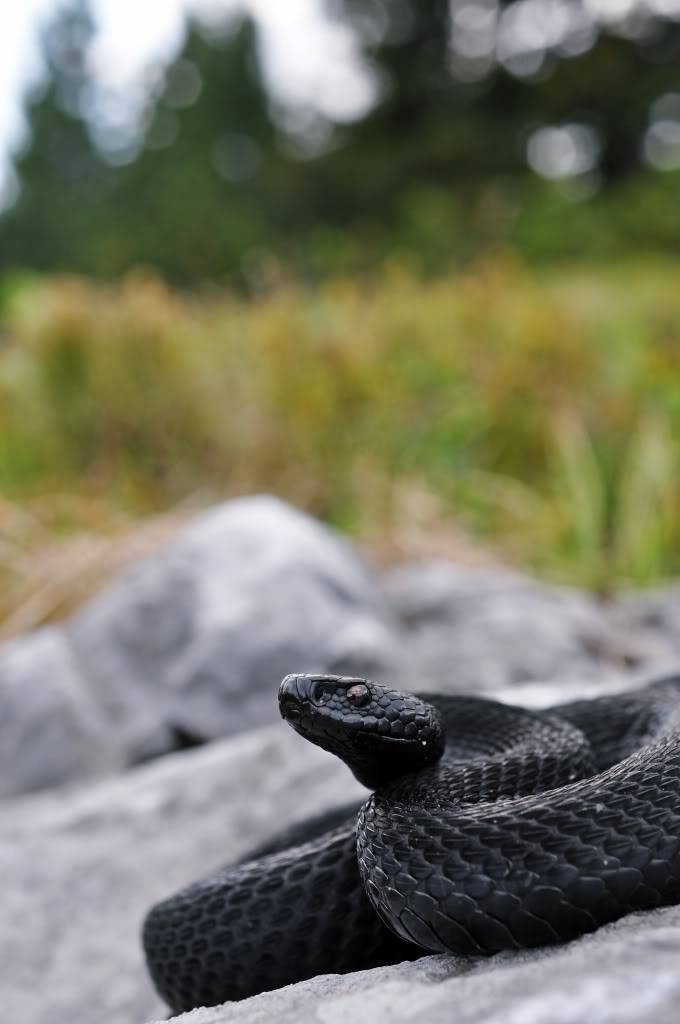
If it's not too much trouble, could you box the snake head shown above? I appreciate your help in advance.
[278,674,445,789]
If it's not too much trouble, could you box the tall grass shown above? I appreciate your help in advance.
[0,257,677,622]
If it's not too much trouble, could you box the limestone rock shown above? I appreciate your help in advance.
[5,672,680,1024]
[2,721,365,1024]
[151,905,680,1024]
[3,501,679,800]
[610,583,680,666]
[384,561,671,694]
[0,626,121,796]
[67,495,404,750]
[3,503,680,1024]
[0,497,403,796]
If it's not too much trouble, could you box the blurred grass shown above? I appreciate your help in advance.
[0,257,678,630]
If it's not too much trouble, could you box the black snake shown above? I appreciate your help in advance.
[143,672,680,1012]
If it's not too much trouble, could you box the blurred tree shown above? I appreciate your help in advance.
[105,16,290,281]
[0,3,288,282]
[2,0,680,281]
[0,1,114,270]
[321,0,680,189]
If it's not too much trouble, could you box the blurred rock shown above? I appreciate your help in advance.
[152,905,680,1024]
[384,562,675,695]
[1,499,679,800]
[609,584,680,663]
[0,496,404,796]
[2,720,366,1024]
[0,627,122,798]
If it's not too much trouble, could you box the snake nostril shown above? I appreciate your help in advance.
[279,675,305,720]
[281,702,301,722]
[279,692,303,722]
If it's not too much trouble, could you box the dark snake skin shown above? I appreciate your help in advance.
[143,672,680,1013]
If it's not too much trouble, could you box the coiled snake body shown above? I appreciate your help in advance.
[143,673,680,1012]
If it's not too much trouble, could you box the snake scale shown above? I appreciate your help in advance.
[143,672,680,1012]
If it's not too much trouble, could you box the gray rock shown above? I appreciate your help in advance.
[2,719,366,1024]
[4,506,680,1024]
[0,497,404,796]
[6,674,680,1024]
[0,627,121,797]
[384,561,674,695]
[151,905,680,1024]
[610,584,680,664]
[2,501,680,803]
[67,495,404,749]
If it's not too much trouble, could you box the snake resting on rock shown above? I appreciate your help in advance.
[143,672,680,1012]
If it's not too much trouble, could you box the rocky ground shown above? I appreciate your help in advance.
[3,496,679,1024]
[150,908,680,1024]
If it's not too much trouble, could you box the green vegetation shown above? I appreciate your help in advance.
[0,259,677,607]
[0,4,677,635]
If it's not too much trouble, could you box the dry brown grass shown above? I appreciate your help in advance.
[0,496,195,640]
[0,258,677,619]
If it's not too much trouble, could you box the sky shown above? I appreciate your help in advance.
[0,0,373,187]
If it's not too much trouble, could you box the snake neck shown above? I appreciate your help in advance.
[343,726,446,790]
[297,698,447,790]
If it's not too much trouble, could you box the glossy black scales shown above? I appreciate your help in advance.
[143,672,680,1013]
[143,810,417,1011]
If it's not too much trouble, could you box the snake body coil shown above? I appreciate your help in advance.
[143,673,680,1012]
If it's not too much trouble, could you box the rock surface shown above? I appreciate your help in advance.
[610,584,680,663]
[6,676,680,1024]
[0,626,121,798]
[2,719,366,1024]
[2,494,680,1024]
[150,905,680,1024]
[384,561,678,695]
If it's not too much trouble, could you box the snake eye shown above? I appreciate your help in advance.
[346,683,370,707]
